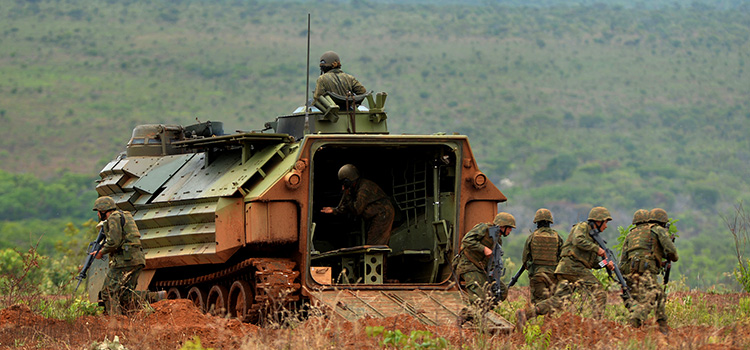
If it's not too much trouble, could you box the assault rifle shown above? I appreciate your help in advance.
[73,223,106,294]
[486,225,507,301]
[589,227,632,300]
[508,265,526,287]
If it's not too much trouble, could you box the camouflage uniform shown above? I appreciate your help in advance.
[455,223,508,304]
[100,210,146,315]
[532,221,608,317]
[620,209,678,330]
[332,178,394,246]
[313,68,366,100]
[522,226,563,305]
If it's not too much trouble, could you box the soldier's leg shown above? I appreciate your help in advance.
[365,203,395,246]
[461,270,488,305]
[531,274,576,316]
[517,276,568,330]
[625,273,649,327]
[119,264,144,313]
[102,266,125,315]
[576,270,607,318]
[529,273,556,305]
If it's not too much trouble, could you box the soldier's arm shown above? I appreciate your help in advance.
[522,234,533,268]
[100,213,123,255]
[556,232,564,262]
[572,225,600,253]
[655,227,679,262]
[351,77,366,95]
[331,189,352,215]
[462,224,488,255]
[313,75,327,100]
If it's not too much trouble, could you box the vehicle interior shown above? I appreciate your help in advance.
[309,142,460,286]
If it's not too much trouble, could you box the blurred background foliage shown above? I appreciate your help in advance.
[0,0,748,290]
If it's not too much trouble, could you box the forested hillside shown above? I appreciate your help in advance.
[1,0,748,288]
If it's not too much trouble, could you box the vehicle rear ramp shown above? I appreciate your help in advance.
[304,287,514,333]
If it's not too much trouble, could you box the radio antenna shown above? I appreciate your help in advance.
[304,13,312,134]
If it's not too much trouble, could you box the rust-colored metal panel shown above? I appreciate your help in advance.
[215,197,244,254]
[246,201,298,243]
[269,201,298,242]
[462,200,499,240]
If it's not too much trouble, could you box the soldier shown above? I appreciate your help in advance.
[313,51,367,105]
[454,212,516,305]
[321,164,395,246]
[92,196,147,315]
[516,206,615,329]
[521,208,563,306]
[621,208,678,334]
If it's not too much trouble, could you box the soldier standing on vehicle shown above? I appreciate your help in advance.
[454,212,516,304]
[313,51,367,105]
[522,208,563,306]
[621,208,678,334]
[92,196,147,315]
[516,206,615,329]
[321,164,395,246]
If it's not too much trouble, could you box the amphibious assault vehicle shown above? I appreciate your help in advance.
[90,92,512,330]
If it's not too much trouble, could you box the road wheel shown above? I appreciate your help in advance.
[228,280,255,322]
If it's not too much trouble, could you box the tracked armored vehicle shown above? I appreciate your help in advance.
[90,92,511,330]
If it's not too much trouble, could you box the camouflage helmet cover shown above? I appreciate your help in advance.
[337,164,360,182]
[320,51,341,69]
[649,208,669,224]
[93,196,117,212]
[588,206,612,222]
[632,209,650,224]
[533,208,553,224]
[493,212,516,228]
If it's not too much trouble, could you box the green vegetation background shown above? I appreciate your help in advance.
[0,0,748,290]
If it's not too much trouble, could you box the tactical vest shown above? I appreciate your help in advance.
[625,224,654,259]
[108,210,145,268]
[530,227,560,267]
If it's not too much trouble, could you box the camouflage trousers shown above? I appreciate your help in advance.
[101,264,144,315]
[528,272,557,305]
[625,272,666,326]
[461,270,508,306]
[533,270,607,317]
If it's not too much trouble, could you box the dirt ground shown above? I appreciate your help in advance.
[1,288,748,350]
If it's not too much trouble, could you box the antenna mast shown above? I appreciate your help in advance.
[304,13,312,134]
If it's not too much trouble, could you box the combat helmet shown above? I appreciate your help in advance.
[649,208,669,224]
[338,164,360,182]
[588,206,612,222]
[632,209,650,225]
[493,212,516,228]
[93,196,117,212]
[533,208,553,224]
[319,51,341,69]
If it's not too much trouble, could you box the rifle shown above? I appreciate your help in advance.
[589,227,632,300]
[73,224,106,294]
[508,265,526,287]
[486,225,507,301]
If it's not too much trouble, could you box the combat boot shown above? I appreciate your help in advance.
[657,319,669,335]
[515,307,536,331]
